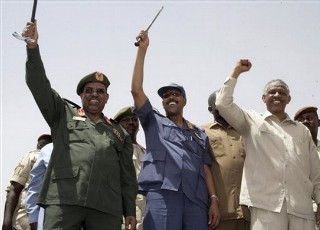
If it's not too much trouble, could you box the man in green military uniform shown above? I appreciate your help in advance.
[114,107,146,230]
[21,20,137,230]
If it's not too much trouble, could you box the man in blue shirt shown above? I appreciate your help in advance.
[131,30,220,230]
[26,143,53,230]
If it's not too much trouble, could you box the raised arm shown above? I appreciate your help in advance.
[131,31,149,109]
[215,59,252,134]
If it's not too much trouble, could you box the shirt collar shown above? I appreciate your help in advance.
[208,120,232,129]
[262,110,296,125]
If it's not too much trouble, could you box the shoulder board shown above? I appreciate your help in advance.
[153,108,166,117]
[63,98,81,109]
[186,120,197,130]
[110,118,119,124]
[107,118,125,144]
[186,120,205,140]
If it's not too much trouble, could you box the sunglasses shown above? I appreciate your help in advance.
[161,91,183,99]
[83,87,107,95]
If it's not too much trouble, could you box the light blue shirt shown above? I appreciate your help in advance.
[26,143,53,229]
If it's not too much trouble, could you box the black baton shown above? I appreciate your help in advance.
[31,0,38,22]
[134,6,164,46]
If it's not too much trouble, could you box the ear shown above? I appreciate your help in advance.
[182,97,187,106]
[105,93,110,104]
[262,94,267,103]
[287,95,291,104]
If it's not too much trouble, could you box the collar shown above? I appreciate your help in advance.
[262,111,296,125]
[186,120,195,130]
[77,108,112,125]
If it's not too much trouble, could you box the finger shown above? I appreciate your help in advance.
[212,214,220,228]
[240,59,249,66]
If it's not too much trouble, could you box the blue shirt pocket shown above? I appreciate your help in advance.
[138,150,166,184]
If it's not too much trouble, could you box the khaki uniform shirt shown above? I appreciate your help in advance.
[202,122,250,222]
[8,150,40,229]
[122,143,146,230]
[313,140,320,212]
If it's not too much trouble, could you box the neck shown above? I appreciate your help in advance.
[168,115,184,127]
[273,112,287,122]
[86,112,102,124]
[130,135,137,144]
[313,134,318,146]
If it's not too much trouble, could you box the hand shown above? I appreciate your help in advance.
[316,204,320,227]
[230,59,252,79]
[29,222,38,230]
[136,30,149,50]
[208,199,220,229]
[21,20,38,49]
[124,216,136,230]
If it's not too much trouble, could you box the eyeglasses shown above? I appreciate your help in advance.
[119,116,139,123]
[162,91,183,99]
[83,87,107,95]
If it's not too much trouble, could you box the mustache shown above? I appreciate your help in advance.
[166,99,178,104]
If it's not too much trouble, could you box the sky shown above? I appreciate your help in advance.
[1,0,320,222]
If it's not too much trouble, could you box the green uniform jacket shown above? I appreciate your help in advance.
[25,47,137,218]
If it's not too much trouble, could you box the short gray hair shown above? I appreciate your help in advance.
[263,79,290,95]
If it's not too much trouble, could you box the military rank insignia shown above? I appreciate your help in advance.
[194,132,202,140]
[112,128,124,144]
[95,72,104,81]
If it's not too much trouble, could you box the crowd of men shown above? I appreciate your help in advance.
[2,19,320,230]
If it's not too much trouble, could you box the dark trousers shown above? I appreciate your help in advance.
[143,189,208,230]
[43,204,122,230]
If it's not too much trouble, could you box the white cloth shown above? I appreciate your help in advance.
[250,200,316,230]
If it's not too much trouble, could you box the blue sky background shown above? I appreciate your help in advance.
[1,0,320,220]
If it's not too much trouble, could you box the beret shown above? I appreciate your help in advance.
[113,106,135,122]
[294,106,318,120]
[157,83,186,98]
[76,71,110,95]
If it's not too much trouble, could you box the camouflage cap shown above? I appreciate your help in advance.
[113,106,135,122]
[294,106,318,120]
[76,71,110,95]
